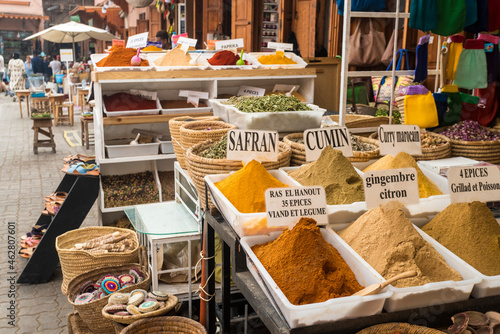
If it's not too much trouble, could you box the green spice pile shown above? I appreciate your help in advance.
[350,134,377,152]
[102,172,159,208]
[199,134,228,159]
[229,95,312,113]
[339,201,462,288]
[422,201,500,276]
[288,146,364,205]
[420,132,447,148]
[221,96,257,105]
[375,108,402,124]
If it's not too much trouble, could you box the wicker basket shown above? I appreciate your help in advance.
[356,322,445,334]
[185,140,292,212]
[102,294,179,325]
[66,247,151,334]
[169,116,220,169]
[119,316,207,334]
[57,227,139,295]
[283,132,379,165]
[67,311,93,334]
[369,131,452,161]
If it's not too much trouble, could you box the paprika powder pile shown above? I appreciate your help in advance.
[214,159,288,213]
[207,50,246,66]
[97,48,149,67]
[252,217,364,305]
[104,92,157,111]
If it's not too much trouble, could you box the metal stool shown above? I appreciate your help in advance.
[54,102,74,126]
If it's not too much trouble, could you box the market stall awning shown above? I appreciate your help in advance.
[0,13,49,20]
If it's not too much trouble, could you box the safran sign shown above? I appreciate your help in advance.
[226,130,278,163]
[304,127,353,162]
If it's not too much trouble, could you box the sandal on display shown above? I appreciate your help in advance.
[20,224,48,240]
[62,162,99,176]
[20,237,41,248]
[19,247,35,259]
[42,201,62,216]
[63,154,96,164]
[45,191,67,202]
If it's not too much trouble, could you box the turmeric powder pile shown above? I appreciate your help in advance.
[252,217,364,305]
[258,51,297,65]
[215,160,288,213]
[142,45,163,52]
[363,152,443,198]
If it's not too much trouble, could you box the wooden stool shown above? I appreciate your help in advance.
[54,102,74,126]
[80,117,94,149]
[78,88,90,111]
[30,96,51,114]
[32,118,56,154]
[15,90,30,118]
[48,94,65,116]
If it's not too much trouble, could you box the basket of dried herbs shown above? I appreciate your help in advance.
[185,135,291,212]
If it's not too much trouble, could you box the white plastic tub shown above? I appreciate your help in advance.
[210,99,230,122]
[103,95,162,117]
[105,139,160,158]
[380,227,481,312]
[205,170,298,237]
[210,99,325,132]
[240,227,392,328]
[147,52,210,71]
[91,54,154,72]
[160,100,213,115]
[200,52,259,70]
[156,137,174,154]
[248,52,308,69]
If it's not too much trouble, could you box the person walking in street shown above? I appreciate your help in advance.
[43,55,52,82]
[0,54,7,93]
[49,55,62,75]
[8,52,26,101]
[31,51,44,75]
[24,55,33,89]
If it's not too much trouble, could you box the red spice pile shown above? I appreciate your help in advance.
[104,93,157,111]
[207,50,248,66]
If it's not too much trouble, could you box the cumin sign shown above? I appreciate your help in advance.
[304,127,353,162]
[226,130,278,162]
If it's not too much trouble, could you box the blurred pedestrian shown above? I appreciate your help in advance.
[31,51,44,75]
[43,55,52,82]
[24,55,32,89]
[8,53,25,101]
[49,55,62,75]
[155,30,171,50]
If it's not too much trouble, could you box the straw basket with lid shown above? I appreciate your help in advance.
[185,139,292,213]
[283,132,379,166]
[356,322,445,334]
[56,227,139,295]
[169,116,220,169]
[369,130,452,161]
[179,120,237,169]
[66,247,151,334]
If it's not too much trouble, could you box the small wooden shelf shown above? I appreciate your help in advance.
[102,112,214,126]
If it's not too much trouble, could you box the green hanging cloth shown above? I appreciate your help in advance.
[431,0,466,36]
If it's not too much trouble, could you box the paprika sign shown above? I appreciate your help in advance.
[303,127,353,162]
[378,125,422,156]
[265,186,328,227]
[448,166,500,203]
[363,168,419,209]
[226,130,278,163]
[215,38,244,51]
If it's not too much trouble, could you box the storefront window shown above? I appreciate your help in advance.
[0,31,33,59]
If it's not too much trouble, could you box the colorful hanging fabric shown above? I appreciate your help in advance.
[409,0,437,32]
[432,93,449,127]
[404,85,439,128]
[454,39,488,90]
[431,0,466,36]
[465,0,489,33]
[478,34,500,84]
[489,0,500,31]
[446,35,464,82]
[464,0,478,27]
[465,83,499,126]
[414,35,429,83]
[441,85,480,126]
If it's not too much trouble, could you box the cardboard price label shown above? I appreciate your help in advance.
[363,168,419,209]
[303,127,353,162]
[265,186,328,227]
[179,90,209,108]
[448,166,500,203]
[126,32,149,48]
[112,39,125,47]
[60,49,73,62]
[237,86,265,97]
[215,38,244,50]
[378,125,422,156]
[267,42,293,51]
[177,37,197,47]
[226,130,278,163]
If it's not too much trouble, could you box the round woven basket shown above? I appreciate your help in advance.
[185,139,292,212]
[102,294,179,325]
[66,247,151,334]
[119,316,207,334]
[356,322,445,334]
[67,311,93,334]
[57,227,139,295]
[169,116,220,169]
[179,121,237,169]
[283,132,380,165]
[369,131,452,161]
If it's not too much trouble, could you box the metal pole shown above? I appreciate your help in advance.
[338,0,352,126]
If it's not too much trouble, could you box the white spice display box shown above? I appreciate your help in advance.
[210,99,325,132]
[200,52,259,70]
[91,54,154,72]
[204,170,298,238]
[239,227,392,328]
[160,100,213,115]
[105,139,160,158]
[156,137,174,154]
[247,52,308,69]
[147,52,210,71]
[102,95,162,117]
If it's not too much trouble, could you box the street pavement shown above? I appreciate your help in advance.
[0,93,98,333]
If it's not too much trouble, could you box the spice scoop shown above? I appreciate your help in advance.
[236,50,245,65]
[129,133,141,145]
[189,53,201,65]
[131,48,142,66]
[353,270,417,296]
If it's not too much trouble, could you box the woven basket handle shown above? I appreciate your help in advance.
[138,245,148,272]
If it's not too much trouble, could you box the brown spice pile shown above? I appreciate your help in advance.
[97,47,149,67]
[158,171,175,202]
[252,217,363,305]
[339,202,462,288]
[154,47,193,66]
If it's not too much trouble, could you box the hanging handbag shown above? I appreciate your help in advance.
[348,18,386,67]
[372,49,414,106]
